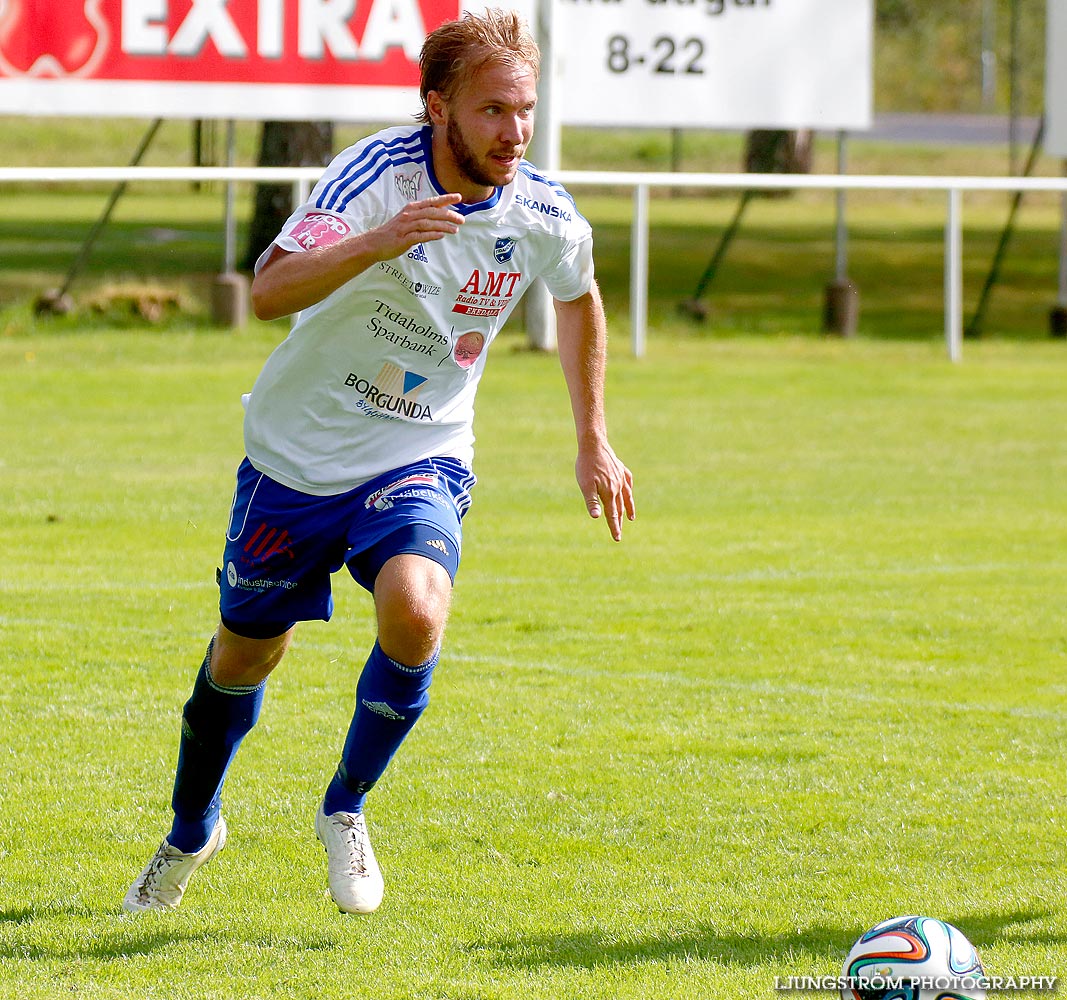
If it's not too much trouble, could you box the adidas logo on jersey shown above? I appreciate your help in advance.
[407,243,429,262]
[426,538,450,556]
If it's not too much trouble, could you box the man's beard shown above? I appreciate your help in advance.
[446,117,506,191]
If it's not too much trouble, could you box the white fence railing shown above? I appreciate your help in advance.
[4,166,1067,361]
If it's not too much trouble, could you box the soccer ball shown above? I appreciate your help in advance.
[840,915,986,1000]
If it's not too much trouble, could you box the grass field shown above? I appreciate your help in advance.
[1,327,1065,998]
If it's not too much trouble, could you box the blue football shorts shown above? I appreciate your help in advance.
[218,456,476,639]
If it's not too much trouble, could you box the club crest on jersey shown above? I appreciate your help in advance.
[291,212,351,250]
[493,236,518,263]
[395,171,423,203]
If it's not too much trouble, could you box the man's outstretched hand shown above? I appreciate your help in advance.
[576,442,635,542]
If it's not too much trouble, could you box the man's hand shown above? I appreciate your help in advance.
[366,193,465,262]
[576,440,635,542]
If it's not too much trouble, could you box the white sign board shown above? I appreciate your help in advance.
[554,0,873,130]
[1047,0,1067,156]
[0,0,868,129]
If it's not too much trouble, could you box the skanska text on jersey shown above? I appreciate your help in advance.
[515,194,574,221]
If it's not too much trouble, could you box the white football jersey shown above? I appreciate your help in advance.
[245,124,594,496]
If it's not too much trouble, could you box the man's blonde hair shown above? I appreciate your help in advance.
[417,9,540,123]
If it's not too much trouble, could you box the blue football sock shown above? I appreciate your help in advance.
[168,639,266,853]
[322,640,436,816]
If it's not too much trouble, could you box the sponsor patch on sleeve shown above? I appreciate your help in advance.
[290,212,352,250]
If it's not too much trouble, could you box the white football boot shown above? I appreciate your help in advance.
[122,816,228,912]
[315,805,384,914]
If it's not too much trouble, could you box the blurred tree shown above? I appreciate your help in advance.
[743,130,814,175]
[874,0,1045,114]
[242,121,334,271]
[876,0,917,29]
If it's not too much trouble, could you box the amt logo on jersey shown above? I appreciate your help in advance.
[452,269,522,318]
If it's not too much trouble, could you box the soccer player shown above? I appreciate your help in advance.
[123,8,634,915]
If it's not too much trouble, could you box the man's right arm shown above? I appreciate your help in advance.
[251,193,465,321]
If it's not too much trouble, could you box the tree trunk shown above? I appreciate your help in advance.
[242,121,334,271]
[742,129,814,198]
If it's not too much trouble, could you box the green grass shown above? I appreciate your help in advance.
[1,328,1065,998]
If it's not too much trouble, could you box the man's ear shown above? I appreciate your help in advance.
[426,90,448,126]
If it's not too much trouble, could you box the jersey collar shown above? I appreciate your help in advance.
[420,125,503,217]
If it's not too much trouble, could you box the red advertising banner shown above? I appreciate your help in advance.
[0,0,468,120]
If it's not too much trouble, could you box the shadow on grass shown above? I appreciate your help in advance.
[0,902,217,961]
[471,908,1060,971]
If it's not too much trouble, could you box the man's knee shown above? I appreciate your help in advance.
[375,555,452,665]
[210,622,293,687]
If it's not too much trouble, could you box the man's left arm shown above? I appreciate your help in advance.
[554,281,636,542]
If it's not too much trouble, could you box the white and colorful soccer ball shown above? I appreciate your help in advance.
[840,915,986,1000]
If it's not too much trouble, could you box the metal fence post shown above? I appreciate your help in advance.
[630,183,649,358]
[945,188,963,362]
